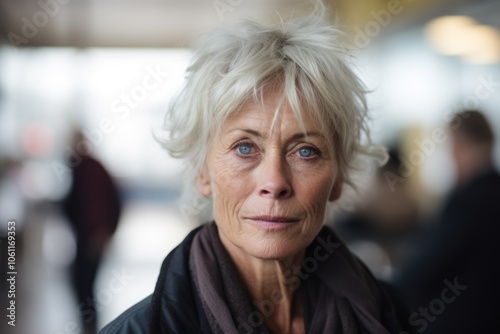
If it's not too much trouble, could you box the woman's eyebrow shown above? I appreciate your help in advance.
[227,128,262,137]
[290,131,324,140]
[227,128,324,140]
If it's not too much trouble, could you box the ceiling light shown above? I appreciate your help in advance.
[463,25,500,64]
[425,16,476,55]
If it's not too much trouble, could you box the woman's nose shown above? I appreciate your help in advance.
[256,154,292,199]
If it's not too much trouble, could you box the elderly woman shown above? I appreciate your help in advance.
[101,7,409,334]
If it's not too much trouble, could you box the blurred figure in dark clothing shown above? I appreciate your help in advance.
[63,132,122,334]
[333,149,421,279]
[395,110,500,333]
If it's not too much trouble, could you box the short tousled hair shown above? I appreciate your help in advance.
[158,4,386,222]
[449,110,494,146]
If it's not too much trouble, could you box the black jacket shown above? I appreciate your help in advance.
[395,168,500,333]
[100,226,413,334]
[100,227,208,333]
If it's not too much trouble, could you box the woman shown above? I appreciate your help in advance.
[101,5,409,334]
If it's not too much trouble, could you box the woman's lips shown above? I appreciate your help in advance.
[247,216,300,230]
[250,215,299,222]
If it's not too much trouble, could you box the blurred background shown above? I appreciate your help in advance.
[0,0,499,333]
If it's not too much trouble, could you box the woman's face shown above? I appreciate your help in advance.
[197,92,341,260]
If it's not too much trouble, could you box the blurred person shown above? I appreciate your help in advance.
[333,149,421,280]
[395,110,500,333]
[63,131,122,334]
[101,5,412,334]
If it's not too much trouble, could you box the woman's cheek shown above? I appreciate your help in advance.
[211,158,253,212]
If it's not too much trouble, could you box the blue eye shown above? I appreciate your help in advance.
[299,147,313,157]
[237,144,252,155]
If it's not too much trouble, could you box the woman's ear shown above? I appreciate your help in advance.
[329,175,343,201]
[196,164,212,196]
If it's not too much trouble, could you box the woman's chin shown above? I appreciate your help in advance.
[242,240,304,261]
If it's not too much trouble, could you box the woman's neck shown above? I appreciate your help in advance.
[219,231,306,333]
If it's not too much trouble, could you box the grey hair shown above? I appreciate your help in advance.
[158,4,387,223]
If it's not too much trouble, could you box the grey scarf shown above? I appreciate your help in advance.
[189,222,403,334]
